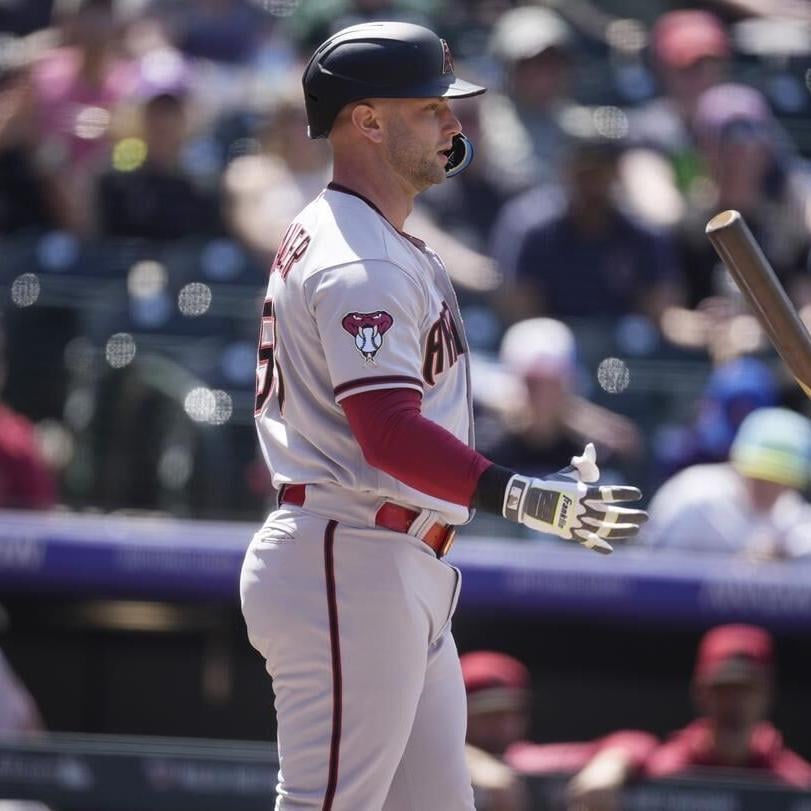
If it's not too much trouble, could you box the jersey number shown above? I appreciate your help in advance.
[255,298,284,413]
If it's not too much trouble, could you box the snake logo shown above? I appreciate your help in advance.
[342,311,394,363]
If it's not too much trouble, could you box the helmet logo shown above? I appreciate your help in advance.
[441,39,454,75]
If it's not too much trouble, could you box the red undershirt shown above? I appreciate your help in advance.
[341,387,493,506]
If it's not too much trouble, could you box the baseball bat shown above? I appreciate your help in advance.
[705,209,811,399]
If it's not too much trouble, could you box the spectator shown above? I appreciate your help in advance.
[0,50,61,234]
[286,0,435,53]
[677,83,811,309]
[159,0,272,65]
[222,81,330,263]
[0,317,57,510]
[629,13,729,177]
[652,357,779,485]
[623,10,729,227]
[646,624,811,788]
[440,0,513,67]
[460,651,657,811]
[491,125,683,324]
[31,0,138,234]
[461,651,531,811]
[0,644,52,811]
[479,5,576,195]
[475,318,643,489]
[0,648,43,736]
[97,87,222,240]
[645,407,811,558]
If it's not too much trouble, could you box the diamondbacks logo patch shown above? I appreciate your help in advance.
[342,311,394,363]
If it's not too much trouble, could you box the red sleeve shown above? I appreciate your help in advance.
[768,747,811,789]
[504,731,658,777]
[0,408,56,509]
[505,740,599,774]
[644,740,694,779]
[341,387,493,506]
[596,730,659,773]
[643,721,706,780]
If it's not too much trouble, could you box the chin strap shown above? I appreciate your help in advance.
[444,133,474,178]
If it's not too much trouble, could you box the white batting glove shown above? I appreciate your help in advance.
[502,444,647,554]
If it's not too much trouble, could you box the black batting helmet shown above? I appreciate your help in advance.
[302,21,486,140]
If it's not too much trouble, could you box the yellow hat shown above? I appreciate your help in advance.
[730,407,811,489]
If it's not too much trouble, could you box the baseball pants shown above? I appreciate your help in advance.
[240,506,475,810]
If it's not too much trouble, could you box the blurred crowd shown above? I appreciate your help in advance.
[1,620,807,808]
[2,0,811,555]
[462,624,811,810]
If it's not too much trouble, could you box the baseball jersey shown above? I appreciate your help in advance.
[255,183,474,527]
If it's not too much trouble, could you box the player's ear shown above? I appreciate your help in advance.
[351,101,384,144]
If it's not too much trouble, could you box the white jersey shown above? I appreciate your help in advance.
[255,184,474,527]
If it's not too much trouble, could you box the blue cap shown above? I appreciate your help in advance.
[705,358,777,404]
[696,358,778,457]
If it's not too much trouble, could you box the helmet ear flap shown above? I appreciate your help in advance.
[444,133,474,178]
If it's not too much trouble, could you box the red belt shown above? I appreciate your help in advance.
[279,484,456,558]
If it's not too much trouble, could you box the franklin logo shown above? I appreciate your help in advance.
[558,495,572,528]
[342,311,394,363]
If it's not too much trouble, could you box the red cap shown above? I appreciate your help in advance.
[460,651,531,714]
[694,624,774,685]
[652,11,729,69]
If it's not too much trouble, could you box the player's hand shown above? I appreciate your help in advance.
[566,749,628,811]
[501,444,648,554]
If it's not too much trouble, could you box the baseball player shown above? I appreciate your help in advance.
[239,21,648,811]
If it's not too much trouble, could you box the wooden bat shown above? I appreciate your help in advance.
[705,209,811,399]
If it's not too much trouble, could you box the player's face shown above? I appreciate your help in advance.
[525,374,569,424]
[663,56,726,107]
[697,675,769,733]
[744,476,791,513]
[381,98,462,192]
[466,708,529,756]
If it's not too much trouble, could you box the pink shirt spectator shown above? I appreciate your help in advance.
[32,47,136,170]
[506,730,658,776]
[0,404,56,509]
[646,719,811,789]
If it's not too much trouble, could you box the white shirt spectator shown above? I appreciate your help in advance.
[645,463,811,559]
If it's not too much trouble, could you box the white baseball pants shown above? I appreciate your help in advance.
[240,506,475,811]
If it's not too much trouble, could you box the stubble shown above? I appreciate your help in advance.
[384,111,446,191]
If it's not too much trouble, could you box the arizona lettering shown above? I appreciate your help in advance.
[272,223,310,280]
[423,302,464,385]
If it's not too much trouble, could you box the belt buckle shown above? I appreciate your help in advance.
[438,526,456,558]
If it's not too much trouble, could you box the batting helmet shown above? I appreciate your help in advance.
[302,21,486,141]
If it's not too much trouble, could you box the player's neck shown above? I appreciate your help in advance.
[331,163,414,231]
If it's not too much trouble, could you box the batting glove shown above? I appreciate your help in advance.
[501,443,647,554]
